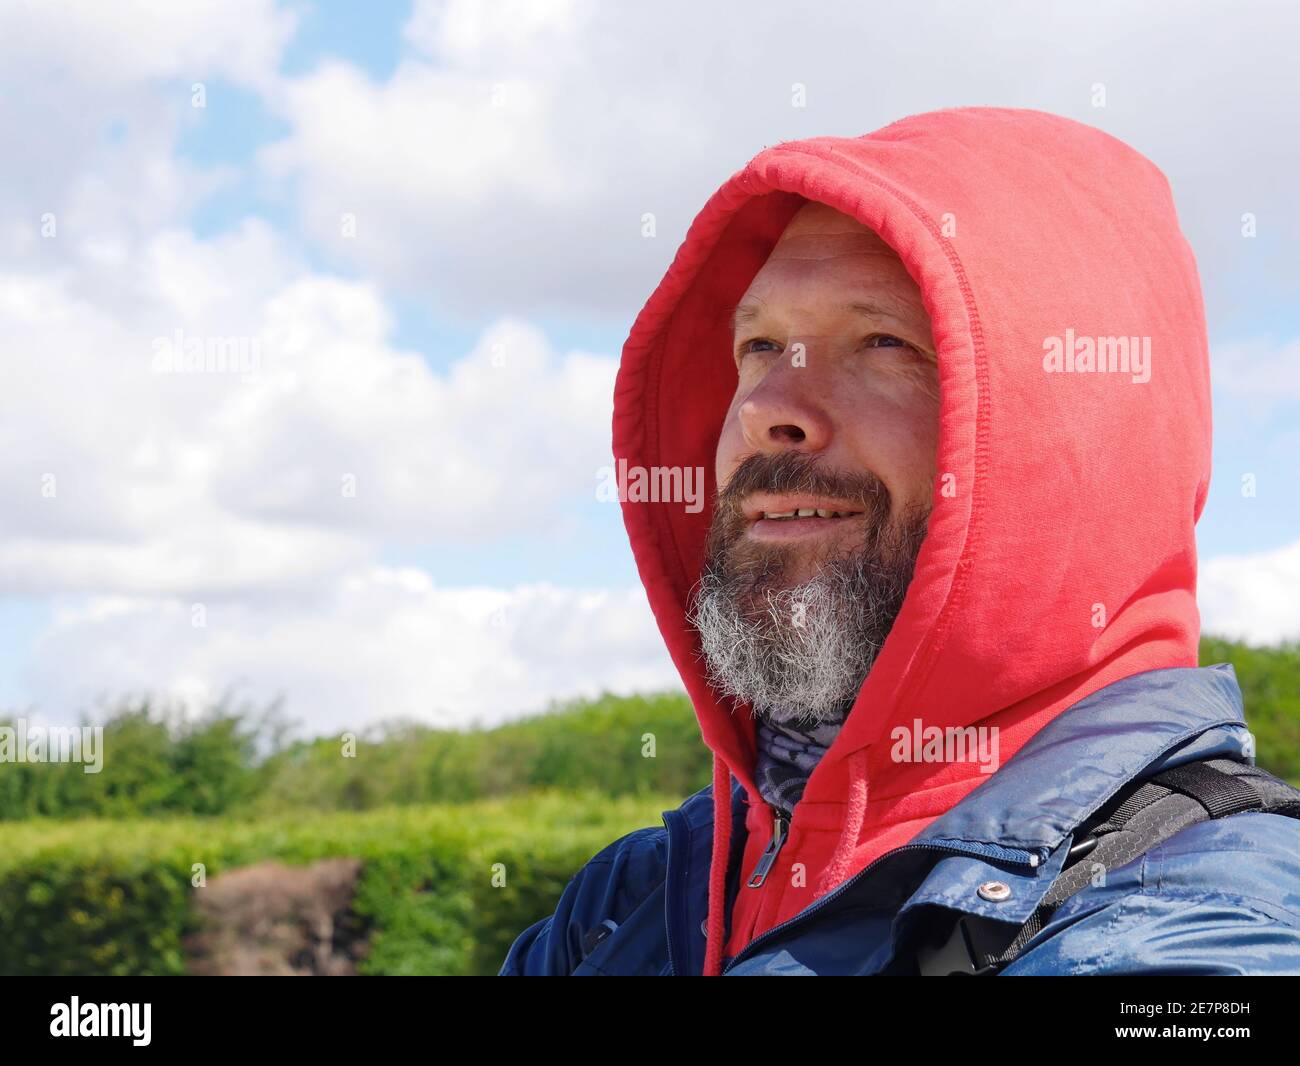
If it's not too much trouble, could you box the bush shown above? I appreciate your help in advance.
[1,642,1295,975]
[0,791,671,976]
[0,701,267,819]
[2,645,1292,820]
[0,691,708,819]
[1200,637,1300,784]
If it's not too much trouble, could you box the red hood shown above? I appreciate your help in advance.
[612,107,1211,973]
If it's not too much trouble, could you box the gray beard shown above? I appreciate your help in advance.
[687,457,928,728]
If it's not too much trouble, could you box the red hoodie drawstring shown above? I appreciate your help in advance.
[702,746,870,975]
[814,747,870,898]
[703,752,732,976]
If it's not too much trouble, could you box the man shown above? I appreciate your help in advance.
[500,107,1300,975]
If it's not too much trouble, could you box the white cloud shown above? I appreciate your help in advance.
[0,1,294,91]
[1212,337,1300,414]
[403,0,587,63]
[259,0,1300,317]
[1201,540,1300,645]
[0,0,294,272]
[26,569,678,734]
[0,212,617,599]
[208,302,617,540]
[2,0,1298,731]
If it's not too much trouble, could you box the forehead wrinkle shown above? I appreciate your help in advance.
[763,247,902,262]
[731,293,920,336]
[730,297,766,333]
[739,249,918,304]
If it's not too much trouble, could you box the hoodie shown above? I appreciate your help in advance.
[611,107,1211,975]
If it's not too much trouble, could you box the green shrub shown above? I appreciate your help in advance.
[0,791,670,976]
[0,691,708,819]
[1,641,1296,975]
[1200,637,1300,784]
[3,646,1293,820]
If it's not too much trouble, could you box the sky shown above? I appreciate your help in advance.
[0,0,1296,737]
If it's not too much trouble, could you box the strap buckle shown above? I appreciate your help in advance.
[915,914,1014,976]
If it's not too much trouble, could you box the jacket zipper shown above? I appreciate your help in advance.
[746,807,789,888]
[721,839,1041,974]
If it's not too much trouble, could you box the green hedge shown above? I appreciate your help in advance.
[250,690,710,815]
[0,791,672,976]
[0,692,709,820]
[2,643,1295,821]
[1201,637,1300,784]
[1,640,1296,975]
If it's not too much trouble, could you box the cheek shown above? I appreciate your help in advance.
[831,378,940,501]
[714,402,747,485]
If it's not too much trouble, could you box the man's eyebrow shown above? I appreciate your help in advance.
[845,299,909,321]
[730,301,763,334]
[730,298,912,333]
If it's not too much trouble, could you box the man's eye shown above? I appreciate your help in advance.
[737,337,779,356]
[865,334,911,350]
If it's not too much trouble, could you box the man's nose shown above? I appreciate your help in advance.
[737,360,831,454]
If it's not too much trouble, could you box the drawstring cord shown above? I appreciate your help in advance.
[814,747,869,898]
[702,746,870,975]
[703,752,732,976]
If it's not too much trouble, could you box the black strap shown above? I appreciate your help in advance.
[917,757,1300,975]
[1086,779,1170,835]
[1153,760,1261,818]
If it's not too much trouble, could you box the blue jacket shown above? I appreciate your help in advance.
[500,664,1300,975]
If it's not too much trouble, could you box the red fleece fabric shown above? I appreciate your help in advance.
[611,107,1211,975]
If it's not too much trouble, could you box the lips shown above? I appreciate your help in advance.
[741,493,867,542]
[742,493,866,523]
[760,508,860,520]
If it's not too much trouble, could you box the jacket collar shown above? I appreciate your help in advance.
[876,663,1253,937]
[711,663,1254,969]
[913,662,1251,854]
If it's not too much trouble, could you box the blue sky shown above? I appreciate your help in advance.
[0,0,1295,732]
[173,4,641,594]
[168,2,1300,568]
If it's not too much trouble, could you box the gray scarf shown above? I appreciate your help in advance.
[753,713,848,817]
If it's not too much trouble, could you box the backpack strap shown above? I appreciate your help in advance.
[916,757,1300,975]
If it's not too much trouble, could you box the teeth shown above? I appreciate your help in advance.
[759,509,863,520]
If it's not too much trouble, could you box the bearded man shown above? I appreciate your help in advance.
[500,108,1300,976]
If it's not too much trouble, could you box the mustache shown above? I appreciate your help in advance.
[714,451,893,522]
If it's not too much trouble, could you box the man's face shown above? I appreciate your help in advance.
[689,202,941,724]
